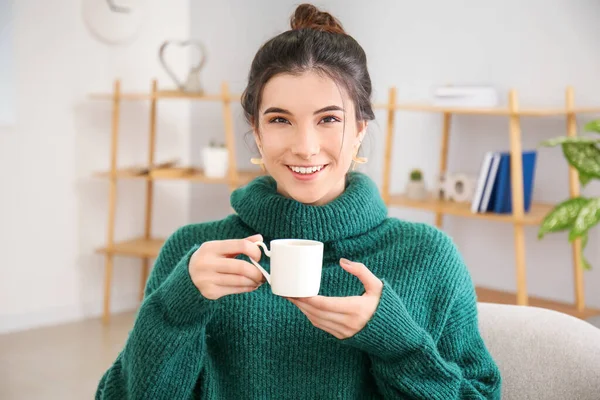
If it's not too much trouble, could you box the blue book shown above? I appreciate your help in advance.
[491,151,537,214]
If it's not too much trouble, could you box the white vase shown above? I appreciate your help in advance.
[406,180,428,200]
[202,147,229,178]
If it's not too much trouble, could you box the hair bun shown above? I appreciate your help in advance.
[290,4,345,34]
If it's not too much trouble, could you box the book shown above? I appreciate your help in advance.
[471,152,494,213]
[491,151,537,214]
[479,152,501,212]
[432,85,499,108]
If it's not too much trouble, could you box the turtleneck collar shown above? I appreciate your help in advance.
[230,172,388,243]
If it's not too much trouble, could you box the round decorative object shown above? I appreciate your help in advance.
[445,173,477,203]
[82,0,143,45]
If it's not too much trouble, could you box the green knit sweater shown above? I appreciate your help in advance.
[96,172,502,399]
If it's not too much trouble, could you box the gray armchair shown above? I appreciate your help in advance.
[477,302,600,400]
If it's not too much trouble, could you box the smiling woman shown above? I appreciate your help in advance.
[252,72,366,204]
[96,3,502,400]
[0,0,14,126]
[241,7,374,205]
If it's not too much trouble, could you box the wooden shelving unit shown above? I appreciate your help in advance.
[376,86,600,320]
[91,79,263,324]
[388,194,555,225]
[91,79,599,324]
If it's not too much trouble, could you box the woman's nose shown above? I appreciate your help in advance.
[291,125,320,159]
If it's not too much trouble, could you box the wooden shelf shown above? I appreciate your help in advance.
[94,80,262,324]
[388,194,554,225]
[89,91,242,102]
[96,237,165,258]
[94,167,264,185]
[89,93,152,101]
[476,287,600,320]
[372,102,600,116]
[93,167,150,180]
[156,90,241,101]
[150,168,263,185]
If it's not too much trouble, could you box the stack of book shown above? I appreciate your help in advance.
[471,150,537,214]
[432,85,499,108]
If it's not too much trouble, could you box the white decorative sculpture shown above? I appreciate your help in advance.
[159,40,208,94]
[434,172,477,203]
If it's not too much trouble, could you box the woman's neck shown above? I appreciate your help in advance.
[230,172,388,244]
[275,176,346,206]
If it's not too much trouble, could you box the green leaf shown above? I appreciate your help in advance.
[569,198,600,241]
[541,136,600,147]
[562,143,600,179]
[580,172,593,187]
[584,119,600,134]
[538,197,590,239]
[582,258,592,271]
[580,234,592,270]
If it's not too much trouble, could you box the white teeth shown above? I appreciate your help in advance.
[289,165,324,174]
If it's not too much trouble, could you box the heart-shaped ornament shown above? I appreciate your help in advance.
[159,40,208,93]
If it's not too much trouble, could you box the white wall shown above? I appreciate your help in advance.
[0,0,15,126]
[189,0,600,308]
[0,0,191,334]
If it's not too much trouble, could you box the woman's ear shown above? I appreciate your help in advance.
[253,130,263,155]
[357,121,367,144]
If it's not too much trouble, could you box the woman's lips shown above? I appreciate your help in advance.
[286,164,328,181]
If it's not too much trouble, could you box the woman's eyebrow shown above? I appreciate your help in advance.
[314,105,344,114]
[263,105,345,115]
[263,107,291,115]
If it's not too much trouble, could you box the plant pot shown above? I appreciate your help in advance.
[202,147,229,178]
[406,180,427,200]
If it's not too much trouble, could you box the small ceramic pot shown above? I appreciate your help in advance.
[406,180,428,200]
[202,147,229,178]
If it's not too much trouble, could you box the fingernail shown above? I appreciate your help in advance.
[340,258,351,266]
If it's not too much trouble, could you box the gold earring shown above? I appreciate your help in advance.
[351,141,367,171]
[351,152,368,171]
[250,157,266,172]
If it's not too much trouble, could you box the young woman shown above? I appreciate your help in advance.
[96,4,502,399]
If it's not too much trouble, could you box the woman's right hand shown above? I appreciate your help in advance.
[189,234,266,300]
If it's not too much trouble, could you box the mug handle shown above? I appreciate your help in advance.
[249,241,272,284]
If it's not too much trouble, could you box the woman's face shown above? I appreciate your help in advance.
[254,71,366,205]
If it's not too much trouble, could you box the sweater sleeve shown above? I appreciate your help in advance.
[341,244,502,399]
[95,227,216,400]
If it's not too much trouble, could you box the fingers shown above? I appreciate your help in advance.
[339,258,383,294]
[192,234,267,301]
[209,235,264,261]
[304,314,347,339]
[212,272,261,288]
[201,284,259,300]
[289,299,351,339]
[215,258,265,284]
[289,298,347,325]
[296,295,361,313]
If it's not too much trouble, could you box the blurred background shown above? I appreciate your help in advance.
[1,0,600,398]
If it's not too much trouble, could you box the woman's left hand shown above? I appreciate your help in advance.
[287,258,383,340]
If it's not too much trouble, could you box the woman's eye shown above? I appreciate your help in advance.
[321,115,341,124]
[269,117,290,124]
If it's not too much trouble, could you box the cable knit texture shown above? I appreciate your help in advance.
[96,172,502,400]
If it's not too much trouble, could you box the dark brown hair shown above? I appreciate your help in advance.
[241,3,375,131]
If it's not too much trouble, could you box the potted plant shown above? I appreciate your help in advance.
[202,140,229,178]
[537,119,600,270]
[406,168,427,200]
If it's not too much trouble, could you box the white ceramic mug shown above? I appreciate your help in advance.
[250,239,324,297]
